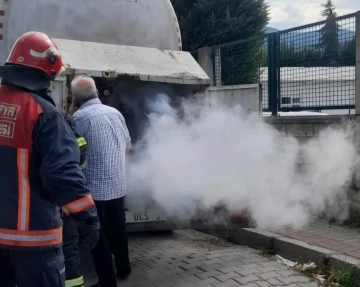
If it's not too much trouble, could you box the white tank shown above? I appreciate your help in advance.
[0,0,182,63]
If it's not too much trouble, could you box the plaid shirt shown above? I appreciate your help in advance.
[73,98,131,201]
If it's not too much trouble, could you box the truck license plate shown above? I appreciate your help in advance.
[125,211,165,223]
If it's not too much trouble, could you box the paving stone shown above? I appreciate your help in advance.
[82,229,313,287]
[180,275,204,285]
[199,277,221,285]
[300,282,320,287]
[196,263,225,272]
[266,277,285,285]
[214,279,241,287]
[241,283,263,287]
[194,269,222,280]
[277,275,311,285]
[257,261,286,269]
[176,283,199,287]
[239,257,267,264]
[177,267,205,277]
[215,272,243,282]
[233,274,261,285]
[236,267,262,276]
[178,262,201,271]
[241,263,264,270]
[271,220,360,260]
[276,270,301,277]
[216,265,243,274]
[255,266,283,273]
[220,255,243,262]
[201,258,225,265]
[253,281,272,287]
[257,271,283,280]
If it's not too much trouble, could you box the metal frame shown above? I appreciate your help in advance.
[205,11,358,114]
[278,12,357,35]
[211,35,270,111]
[276,12,357,112]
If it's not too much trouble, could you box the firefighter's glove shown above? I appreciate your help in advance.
[79,229,99,250]
[76,216,100,250]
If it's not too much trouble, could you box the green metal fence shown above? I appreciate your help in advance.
[277,12,357,112]
[204,11,358,114]
[212,35,269,110]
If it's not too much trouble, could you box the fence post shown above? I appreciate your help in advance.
[267,33,278,115]
[213,47,222,87]
[198,47,215,86]
[356,11,360,188]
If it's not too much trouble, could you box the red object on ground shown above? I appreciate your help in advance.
[230,209,249,222]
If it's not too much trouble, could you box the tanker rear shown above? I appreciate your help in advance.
[0,0,182,63]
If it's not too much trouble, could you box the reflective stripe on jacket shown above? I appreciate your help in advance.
[62,112,87,171]
[0,85,98,249]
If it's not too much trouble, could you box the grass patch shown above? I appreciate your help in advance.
[335,267,359,287]
[297,264,360,287]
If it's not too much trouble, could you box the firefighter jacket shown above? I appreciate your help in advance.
[0,84,99,249]
[62,112,87,170]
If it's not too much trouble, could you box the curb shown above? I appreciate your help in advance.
[200,225,360,270]
[240,228,360,270]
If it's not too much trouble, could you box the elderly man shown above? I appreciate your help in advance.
[70,75,132,287]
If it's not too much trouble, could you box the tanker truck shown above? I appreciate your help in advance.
[0,0,261,231]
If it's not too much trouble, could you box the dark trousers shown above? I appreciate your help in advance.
[62,213,83,285]
[0,247,65,287]
[92,196,131,287]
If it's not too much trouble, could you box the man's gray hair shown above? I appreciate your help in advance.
[71,75,97,106]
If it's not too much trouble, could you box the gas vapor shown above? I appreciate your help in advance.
[126,93,357,230]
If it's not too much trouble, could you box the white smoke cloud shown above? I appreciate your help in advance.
[127,93,357,230]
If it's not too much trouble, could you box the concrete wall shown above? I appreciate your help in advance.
[264,115,360,209]
[263,115,353,142]
[204,84,262,114]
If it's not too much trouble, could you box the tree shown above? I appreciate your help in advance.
[278,44,323,67]
[341,37,356,66]
[171,0,269,85]
[172,0,269,51]
[319,0,340,66]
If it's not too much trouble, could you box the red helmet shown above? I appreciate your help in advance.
[6,31,63,80]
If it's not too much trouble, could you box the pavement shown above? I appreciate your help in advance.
[270,220,360,260]
[219,219,360,272]
[82,230,318,287]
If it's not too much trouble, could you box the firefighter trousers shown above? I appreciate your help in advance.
[62,213,84,287]
[0,247,65,287]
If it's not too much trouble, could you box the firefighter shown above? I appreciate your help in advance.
[62,111,87,287]
[0,31,100,287]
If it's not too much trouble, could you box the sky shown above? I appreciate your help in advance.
[268,0,358,30]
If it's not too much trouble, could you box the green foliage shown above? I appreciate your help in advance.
[319,0,340,65]
[171,0,269,51]
[279,44,323,67]
[336,268,360,287]
[341,37,356,66]
[172,0,355,87]
[277,38,355,67]
[171,0,269,85]
[276,0,354,68]
[221,37,266,85]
